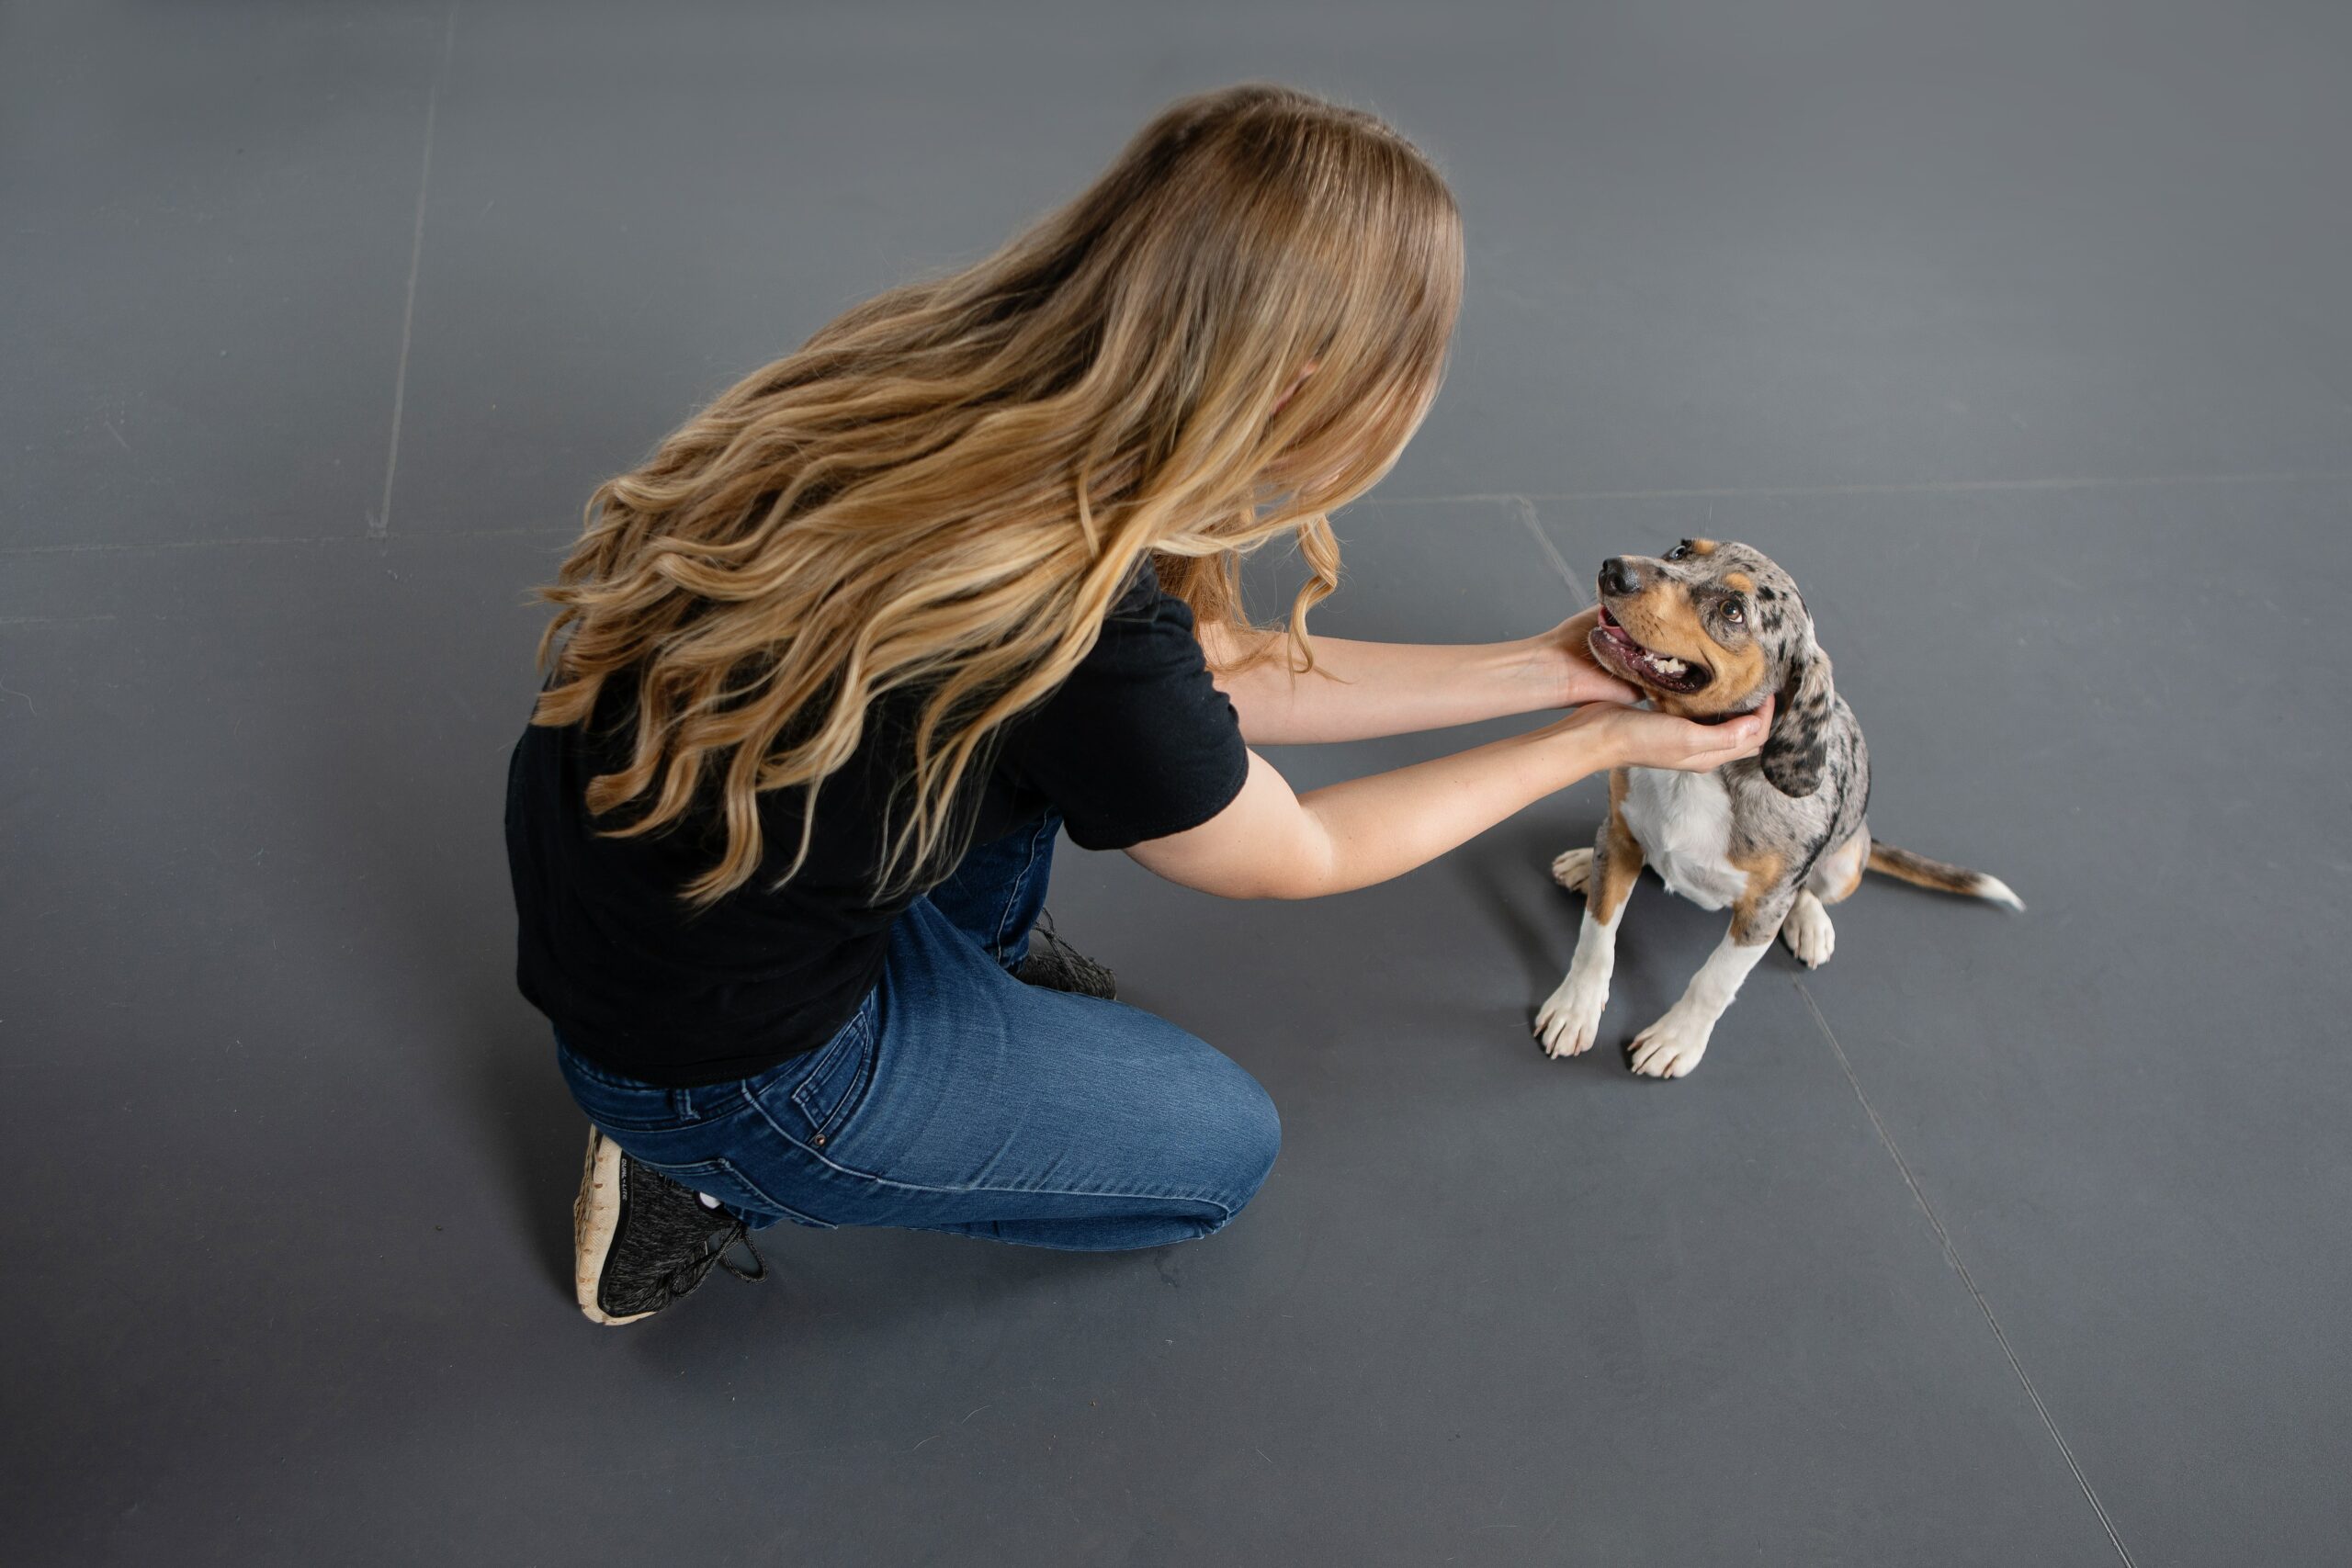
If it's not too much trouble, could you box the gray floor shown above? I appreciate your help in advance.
[4,2,2346,1562]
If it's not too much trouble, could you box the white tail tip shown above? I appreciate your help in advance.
[1973,874,2025,911]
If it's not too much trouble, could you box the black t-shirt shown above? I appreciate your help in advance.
[503,558,1250,1087]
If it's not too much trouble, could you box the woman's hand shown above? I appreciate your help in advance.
[1523,607,1639,707]
[1555,694,1774,773]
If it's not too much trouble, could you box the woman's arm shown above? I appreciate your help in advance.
[1125,698,1772,899]
[1198,607,1633,746]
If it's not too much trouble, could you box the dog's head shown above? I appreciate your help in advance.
[1588,538,1836,795]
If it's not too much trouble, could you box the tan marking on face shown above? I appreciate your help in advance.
[1723,571,1753,592]
[1686,539,1717,557]
[1729,845,1789,944]
[1601,576,1771,716]
[1688,639,1768,716]
[1589,770,1644,923]
[1609,581,1710,663]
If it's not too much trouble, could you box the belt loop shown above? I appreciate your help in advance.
[672,1086,695,1120]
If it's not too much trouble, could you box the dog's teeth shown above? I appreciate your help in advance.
[1652,656,1685,675]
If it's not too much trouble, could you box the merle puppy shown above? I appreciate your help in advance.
[1535,538,2020,1078]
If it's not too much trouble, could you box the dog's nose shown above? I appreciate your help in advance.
[1599,557,1644,597]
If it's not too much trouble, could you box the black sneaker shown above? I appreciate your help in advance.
[572,1127,765,1325]
[1014,911,1117,1000]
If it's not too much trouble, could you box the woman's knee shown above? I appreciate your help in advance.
[1200,1058,1282,1217]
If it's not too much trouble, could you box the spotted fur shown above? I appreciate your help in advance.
[1533,538,2019,1078]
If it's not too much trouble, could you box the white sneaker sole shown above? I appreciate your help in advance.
[572,1128,656,1326]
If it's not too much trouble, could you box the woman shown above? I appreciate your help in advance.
[504,84,1770,1326]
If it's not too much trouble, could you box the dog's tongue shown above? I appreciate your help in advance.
[1597,619,1643,654]
[1594,615,1702,689]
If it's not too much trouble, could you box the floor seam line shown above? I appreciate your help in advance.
[1506,495,1589,605]
[1793,979,2139,1568]
[14,468,2341,560]
[1354,469,2349,507]
[371,1,458,541]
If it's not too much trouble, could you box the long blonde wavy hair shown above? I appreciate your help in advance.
[529,83,1464,907]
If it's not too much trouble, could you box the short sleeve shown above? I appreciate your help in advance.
[995,561,1251,852]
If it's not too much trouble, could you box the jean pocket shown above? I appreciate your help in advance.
[761,988,879,1149]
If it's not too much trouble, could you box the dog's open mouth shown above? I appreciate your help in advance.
[1593,604,1712,694]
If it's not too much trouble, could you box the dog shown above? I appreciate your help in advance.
[1533,538,2019,1078]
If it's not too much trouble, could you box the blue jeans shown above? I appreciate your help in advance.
[554,813,1282,1250]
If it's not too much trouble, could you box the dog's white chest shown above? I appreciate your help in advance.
[1622,767,1746,910]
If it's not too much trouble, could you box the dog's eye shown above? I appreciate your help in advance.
[1722,598,1746,625]
[1664,542,1692,562]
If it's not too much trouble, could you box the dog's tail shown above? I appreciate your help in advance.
[1866,841,2024,911]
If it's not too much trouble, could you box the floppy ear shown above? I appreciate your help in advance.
[1759,637,1834,797]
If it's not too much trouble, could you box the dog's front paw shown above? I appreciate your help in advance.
[1628,1010,1713,1078]
[1534,973,1608,1059]
[1780,893,1835,968]
[1550,847,1593,896]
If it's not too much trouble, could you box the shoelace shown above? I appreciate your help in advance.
[1033,908,1072,953]
[663,1221,767,1300]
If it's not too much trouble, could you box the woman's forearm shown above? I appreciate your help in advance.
[1125,697,1771,903]
[1204,627,1573,744]
[1289,720,1612,894]
[1127,717,1620,900]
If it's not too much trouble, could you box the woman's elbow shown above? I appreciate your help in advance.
[1127,840,1332,901]
[1225,840,1340,900]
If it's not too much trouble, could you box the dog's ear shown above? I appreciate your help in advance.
[1759,637,1834,797]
